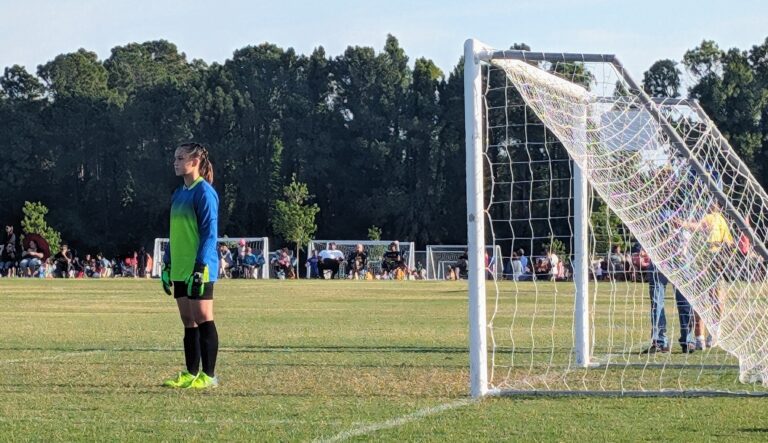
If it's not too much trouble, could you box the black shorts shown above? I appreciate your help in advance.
[173,281,215,300]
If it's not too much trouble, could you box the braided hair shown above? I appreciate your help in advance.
[178,142,214,184]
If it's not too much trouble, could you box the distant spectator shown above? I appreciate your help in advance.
[607,245,626,280]
[413,261,427,280]
[241,247,265,279]
[453,249,469,280]
[547,249,560,281]
[19,239,44,277]
[318,242,344,279]
[510,250,524,281]
[517,249,528,273]
[274,248,295,279]
[1,242,17,277]
[137,246,151,278]
[53,243,74,278]
[347,244,367,280]
[218,244,233,278]
[306,250,320,279]
[382,242,405,277]
[97,253,112,278]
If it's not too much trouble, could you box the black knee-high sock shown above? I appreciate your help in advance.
[198,321,219,377]
[183,327,201,374]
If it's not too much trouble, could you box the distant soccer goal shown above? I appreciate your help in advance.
[465,39,768,397]
[306,240,416,278]
[152,237,270,279]
[425,245,502,280]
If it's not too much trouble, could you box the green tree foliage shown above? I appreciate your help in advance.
[683,40,768,184]
[271,175,320,273]
[367,226,382,241]
[1,36,767,259]
[21,201,62,254]
[642,59,681,98]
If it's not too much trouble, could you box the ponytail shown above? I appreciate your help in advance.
[178,142,214,184]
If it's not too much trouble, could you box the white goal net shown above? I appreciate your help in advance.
[465,39,768,396]
[152,237,270,279]
[426,245,503,280]
[306,240,416,278]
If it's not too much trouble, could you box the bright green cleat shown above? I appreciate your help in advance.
[186,372,219,389]
[162,370,196,388]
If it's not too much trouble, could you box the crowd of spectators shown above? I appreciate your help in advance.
[1,224,156,279]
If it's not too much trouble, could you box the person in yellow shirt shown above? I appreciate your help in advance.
[678,201,734,349]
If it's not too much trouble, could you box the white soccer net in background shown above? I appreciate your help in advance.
[426,245,503,280]
[152,237,270,279]
[306,240,416,278]
[465,39,768,396]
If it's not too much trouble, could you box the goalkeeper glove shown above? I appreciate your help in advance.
[186,263,207,299]
[161,263,172,295]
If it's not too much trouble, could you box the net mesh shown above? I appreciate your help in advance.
[152,237,269,279]
[481,54,768,393]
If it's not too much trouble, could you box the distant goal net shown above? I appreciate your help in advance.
[465,39,768,397]
[426,245,503,280]
[306,240,416,278]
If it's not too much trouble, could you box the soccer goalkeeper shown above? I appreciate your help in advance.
[160,142,220,389]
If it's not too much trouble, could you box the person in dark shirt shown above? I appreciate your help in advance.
[381,242,403,275]
[454,250,469,280]
[53,243,74,278]
[347,244,368,279]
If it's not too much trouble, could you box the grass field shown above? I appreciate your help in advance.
[2,279,768,442]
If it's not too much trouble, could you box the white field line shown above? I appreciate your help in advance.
[0,350,106,364]
[313,398,476,443]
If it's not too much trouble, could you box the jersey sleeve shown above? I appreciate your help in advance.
[194,185,219,266]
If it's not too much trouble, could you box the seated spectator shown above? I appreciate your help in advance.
[347,244,367,280]
[453,249,469,280]
[306,250,320,279]
[510,251,524,281]
[274,248,295,279]
[1,243,17,277]
[318,242,344,279]
[607,245,627,280]
[241,247,265,279]
[53,243,74,278]
[19,239,44,277]
[535,249,551,279]
[97,253,112,278]
[548,249,560,281]
[382,242,405,277]
[412,261,427,280]
[218,244,233,278]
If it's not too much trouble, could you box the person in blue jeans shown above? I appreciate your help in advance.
[642,257,696,354]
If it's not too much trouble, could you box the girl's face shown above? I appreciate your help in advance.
[174,148,199,177]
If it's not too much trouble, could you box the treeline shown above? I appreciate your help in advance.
[1,35,767,255]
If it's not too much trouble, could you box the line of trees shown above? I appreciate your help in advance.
[1,35,767,256]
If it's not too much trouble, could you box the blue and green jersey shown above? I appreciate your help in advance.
[164,177,219,282]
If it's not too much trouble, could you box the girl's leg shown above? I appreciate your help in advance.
[176,297,201,375]
[189,299,218,377]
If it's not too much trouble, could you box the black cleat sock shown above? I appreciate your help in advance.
[183,327,201,374]
[198,321,219,377]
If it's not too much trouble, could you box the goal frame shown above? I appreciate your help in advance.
[306,240,416,279]
[425,244,503,280]
[463,38,768,398]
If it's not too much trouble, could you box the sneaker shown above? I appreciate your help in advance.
[681,343,696,354]
[187,372,219,389]
[162,370,196,388]
[640,344,670,354]
[706,334,717,349]
[695,339,705,351]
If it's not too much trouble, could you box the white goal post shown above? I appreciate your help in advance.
[152,237,270,279]
[465,38,768,397]
[425,245,503,280]
[306,240,416,278]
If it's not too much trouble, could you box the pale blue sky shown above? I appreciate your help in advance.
[1,0,766,82]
